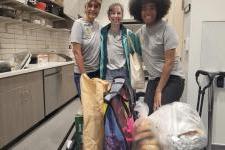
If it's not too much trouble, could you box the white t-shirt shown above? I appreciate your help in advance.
[106,30,126,70]
[70,18,101,73]
[136,20,184,79]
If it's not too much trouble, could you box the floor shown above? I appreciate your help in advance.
[10,98,81,150]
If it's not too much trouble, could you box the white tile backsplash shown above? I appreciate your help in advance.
[0,24,7,32]
[26,35,36,40]
[0,24,71,57]
[0,38,14,44]
[0,33,14,39]
[0,49,15,54]
[15,34,26,40]
[0,43,15,49]
[15,39,27,44]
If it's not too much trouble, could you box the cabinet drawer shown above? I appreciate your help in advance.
[0,74,26,93]
[44,67,62,76]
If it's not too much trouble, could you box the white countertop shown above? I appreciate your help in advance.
[0,61,74,79]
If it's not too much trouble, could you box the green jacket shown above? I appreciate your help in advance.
[99,24,142,80]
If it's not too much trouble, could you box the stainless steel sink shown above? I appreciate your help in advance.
[0,51,31,72]
[0,61,11,73]
[0,51,73,73]
[30,52,72,64]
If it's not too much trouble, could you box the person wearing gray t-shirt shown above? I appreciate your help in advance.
[70,0,101,97]
[129,0,185,114]
[99,3,142,83]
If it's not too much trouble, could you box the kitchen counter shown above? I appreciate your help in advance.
[0,61,74,79]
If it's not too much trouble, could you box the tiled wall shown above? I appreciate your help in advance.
[0,23,72,60]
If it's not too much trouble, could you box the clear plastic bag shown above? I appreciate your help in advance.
[148,102,207,150]
[134,97,149,118]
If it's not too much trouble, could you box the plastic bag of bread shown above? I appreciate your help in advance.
[132,117,160,150]
[149,102,207,150]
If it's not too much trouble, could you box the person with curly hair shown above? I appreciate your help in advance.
[129,0,185,114]
[99,3,142,83]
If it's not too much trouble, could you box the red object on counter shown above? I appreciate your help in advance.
[36,2,46,11]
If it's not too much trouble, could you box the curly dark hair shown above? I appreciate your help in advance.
[129,0,171,22]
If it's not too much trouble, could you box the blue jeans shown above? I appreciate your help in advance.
[74,69,100,97]
[105,67,129,83]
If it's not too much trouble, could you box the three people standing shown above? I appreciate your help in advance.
[71,0,185,114]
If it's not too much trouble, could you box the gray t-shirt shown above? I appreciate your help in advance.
[136,20,184,79]
[70,18,100,73]
[106,31,126,70]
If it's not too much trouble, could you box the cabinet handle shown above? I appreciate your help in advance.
[59,72,62,79]
[44,70,61,77]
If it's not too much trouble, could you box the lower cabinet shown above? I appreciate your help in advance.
[44,67,62,115]
[0,64,77,148]
[44,64,77,115]
[0,71,45,148]
[61,64,77,105]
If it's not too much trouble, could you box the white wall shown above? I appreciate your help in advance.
[96,0,133,25]
[64,0,83,20]
[64,0,133,25]
[185,0,225,144]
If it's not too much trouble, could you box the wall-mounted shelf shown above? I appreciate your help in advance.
[0,16,70,32]
[0,0,65,21]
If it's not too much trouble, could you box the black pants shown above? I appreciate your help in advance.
[145,75,185,115]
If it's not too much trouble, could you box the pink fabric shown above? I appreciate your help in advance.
[123,117,134,142]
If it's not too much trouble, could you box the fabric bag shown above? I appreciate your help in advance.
[127,35,145,89]
[104,77,135,150]
[80,74,110,150]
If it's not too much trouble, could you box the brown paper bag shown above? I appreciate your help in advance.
[80,74,110,150]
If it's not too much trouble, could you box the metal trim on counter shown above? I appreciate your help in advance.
[0,61,74,79]
[44,67,62,77]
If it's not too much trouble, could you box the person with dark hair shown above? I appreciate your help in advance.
[99,3,142,83]
[129,0,185,114]
[70,0,102,97]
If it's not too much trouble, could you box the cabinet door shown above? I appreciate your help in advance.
[60,64,77,105]
[0,87,24,147]
[44,68,62,115]
[22,71,45,129]
[0,71,45,148]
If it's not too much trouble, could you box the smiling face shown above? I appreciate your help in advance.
[108,4,123,26]
[141,3,157,26]
[85,0,101,22]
